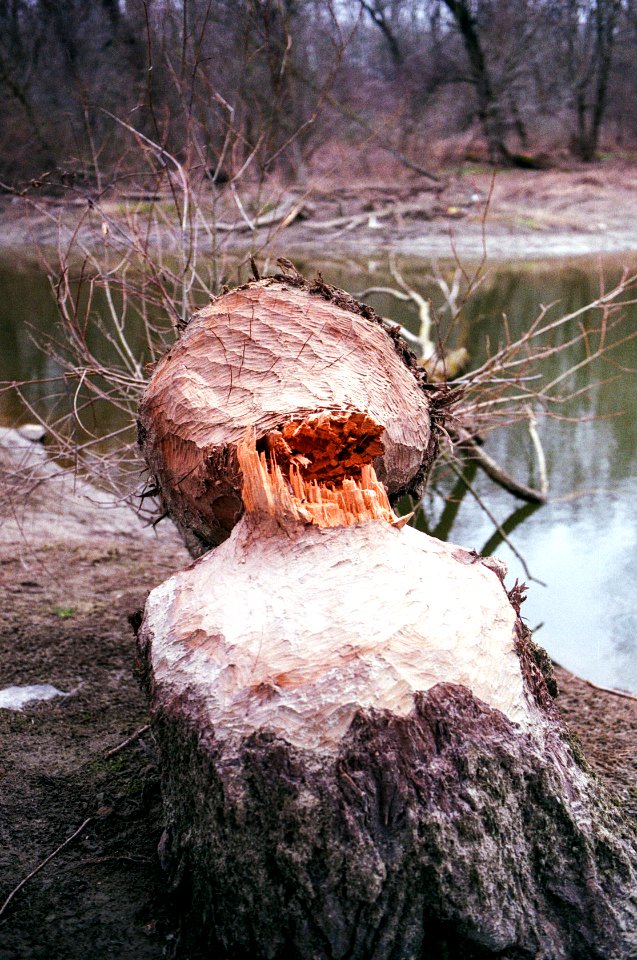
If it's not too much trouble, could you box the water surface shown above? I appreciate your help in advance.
[1,253,636,691]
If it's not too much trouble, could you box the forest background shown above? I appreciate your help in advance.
[1,0,635,193]
[2,5,637,957]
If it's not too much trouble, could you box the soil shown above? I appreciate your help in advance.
[1,430,635,960]
[0,433,192,960]
[2,159,637,262]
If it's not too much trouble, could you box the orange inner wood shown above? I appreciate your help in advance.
[239,413,398,528]
[258,412,384,484]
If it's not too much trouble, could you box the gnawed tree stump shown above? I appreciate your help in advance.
[136,273,637,959]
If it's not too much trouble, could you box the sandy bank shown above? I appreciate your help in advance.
[2,161,637,265]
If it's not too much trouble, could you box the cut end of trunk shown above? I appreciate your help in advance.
[138,276,439,550]
[239,413,399,529]
[259,410,384,485]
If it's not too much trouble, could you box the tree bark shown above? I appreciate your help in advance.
[136,270,637,958]
[137,515,637,959]
[442,0,511,165]
[360,1,404,68]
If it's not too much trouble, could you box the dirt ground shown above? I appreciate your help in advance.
[0,432,192,959]
[2,159,637,263]
[1,429,635,960]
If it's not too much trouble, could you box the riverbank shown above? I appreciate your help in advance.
[2,159,637,263]
[1,427,635,959]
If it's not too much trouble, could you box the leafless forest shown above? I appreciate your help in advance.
[1,0,636,190]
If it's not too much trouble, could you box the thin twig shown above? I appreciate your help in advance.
[0,817,93,921]
[104,724,150,759]
[69,855,152,868]
[446,456,546,586]
[229,182,255,231]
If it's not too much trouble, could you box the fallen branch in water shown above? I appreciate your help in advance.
[452,424,548,505]
[356,257,470,381]
[388,255,435,358]
[526,405,548,499]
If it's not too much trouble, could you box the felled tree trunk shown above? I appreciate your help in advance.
[138,273,439,551]
[136,270,637,959]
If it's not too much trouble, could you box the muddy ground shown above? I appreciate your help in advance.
[0,433,192,959]
[1,430,635,960]
[2,159,637,262]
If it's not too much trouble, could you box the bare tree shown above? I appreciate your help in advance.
[0,0,636,187]
[440,0,512,163]
[562,0,623,160]
[0,0,53,173]
[359,0,405,66]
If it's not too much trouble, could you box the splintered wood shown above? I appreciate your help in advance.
[138,279,435,548]
[260,412,385,484]
[239,416,398,529]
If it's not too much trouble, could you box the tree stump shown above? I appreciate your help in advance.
[136,272,637,959]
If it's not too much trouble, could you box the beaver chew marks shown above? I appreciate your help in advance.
[241,412,397,528]
[138,278,436,549]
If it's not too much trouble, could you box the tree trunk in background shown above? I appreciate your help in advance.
[569,0,621,161]
[360,0,404,67]
[442,0,511,164]
[506,89,529,149]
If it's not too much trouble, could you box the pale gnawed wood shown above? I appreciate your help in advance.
[137,518,637,958]
[139,519,535,754]
[138,278,436,549]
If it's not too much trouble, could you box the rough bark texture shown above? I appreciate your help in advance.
[137,518,637,960]
[145,684,637,960]
[138,276,438,549]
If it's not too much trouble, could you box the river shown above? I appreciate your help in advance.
[1,252,636,692]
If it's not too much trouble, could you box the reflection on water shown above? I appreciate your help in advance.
[1,253,636,690]
[0,260,62,423]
